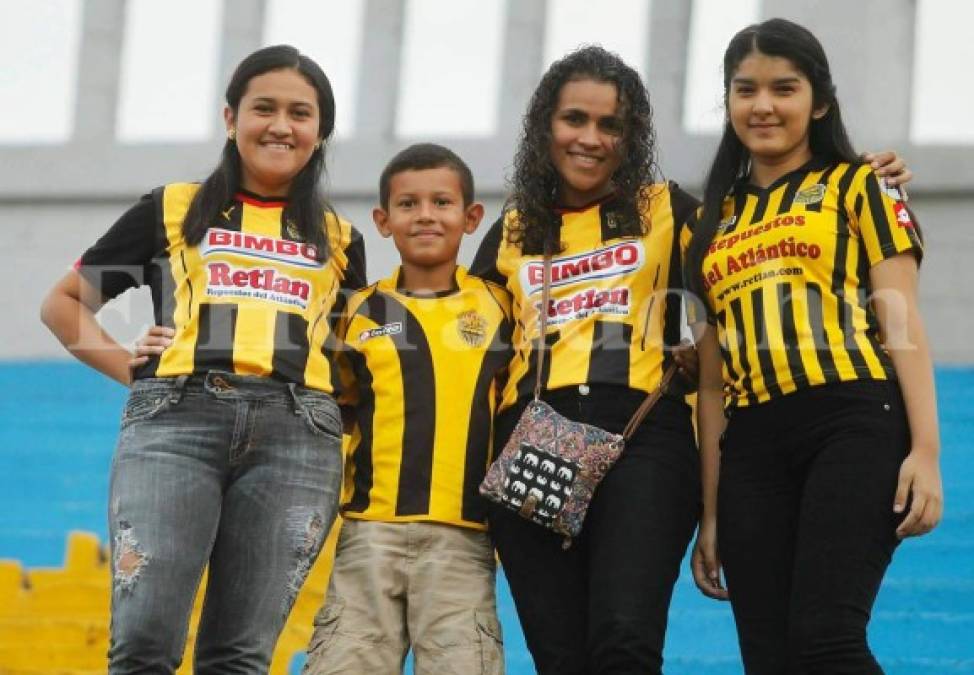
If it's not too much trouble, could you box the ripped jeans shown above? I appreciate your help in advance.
[107,372,343,675]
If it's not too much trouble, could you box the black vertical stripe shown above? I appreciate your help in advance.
[805,164,837,213]
[662,225,684,365]
[831,167,870,375]
[135,195,173,379]
[461,324,513,523]
[587,320,633,385]
[749,287,784,399]
[195,303,237,372]
[777,282,804,387]
[517,329,560,401]
[271,312,310,384]
[345,292,386,512]
[776,173,804,215]
[385,296,437,516]
[727,301,760,406]
[345,347,375,513]
[804,282,838,379]
[751,190,771,222]
[864,173,897,255]
[732,190,748,228]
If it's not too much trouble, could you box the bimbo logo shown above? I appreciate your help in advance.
[519,241,644,295]
[202,228,322,268]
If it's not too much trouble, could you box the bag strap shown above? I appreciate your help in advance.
[621,362,678,441]
[532,253,553,401]
[533,248,676,437]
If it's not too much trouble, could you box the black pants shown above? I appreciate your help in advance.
[489,386,700,675]
[718,380,909,674]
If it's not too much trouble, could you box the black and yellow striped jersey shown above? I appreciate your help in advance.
[682,159,922,407]
[336,266,512,530]
[76,183,366,392]
[471,183,699,411]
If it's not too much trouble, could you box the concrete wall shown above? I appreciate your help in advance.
[3,0,972,361]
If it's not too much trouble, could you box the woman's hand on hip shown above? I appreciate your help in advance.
[129,325,175,370]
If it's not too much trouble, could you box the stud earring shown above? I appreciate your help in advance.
[227,128,236,141]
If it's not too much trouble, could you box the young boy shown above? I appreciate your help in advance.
[304,144,511,675]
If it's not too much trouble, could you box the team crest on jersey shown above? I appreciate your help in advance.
[717,215,737,233]
[456,310,487,347]
[360,322,402,342]
[794,184,826,205]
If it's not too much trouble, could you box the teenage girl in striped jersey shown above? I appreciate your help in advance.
[471,45,910,674]
[685,19,942,673]
[40,45,364,674]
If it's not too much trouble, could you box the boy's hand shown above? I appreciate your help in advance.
[129,325,175,370]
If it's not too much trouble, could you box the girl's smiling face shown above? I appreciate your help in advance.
[226,67,321,197]
[728,50,828,173]
[549,78,624,207]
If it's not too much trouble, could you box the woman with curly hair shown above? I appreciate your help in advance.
[471,45,909,674]
[471,45,700,673]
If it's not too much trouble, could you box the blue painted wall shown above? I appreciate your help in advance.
[2,363,971,673]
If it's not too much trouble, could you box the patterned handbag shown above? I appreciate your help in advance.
[480,253,677,547]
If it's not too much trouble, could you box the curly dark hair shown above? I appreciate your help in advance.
[507,45,660,254]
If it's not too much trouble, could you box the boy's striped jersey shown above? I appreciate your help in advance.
[471,182,699,410]
[683,159,922,407]
[336,267,512,530]
[76,183,365,392]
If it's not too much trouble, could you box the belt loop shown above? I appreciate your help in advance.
[287,382,302,416]
[169,374,189,405]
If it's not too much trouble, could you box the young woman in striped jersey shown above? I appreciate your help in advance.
[471,45,910,674]
[40,45,364,674]
[685,18,942,673]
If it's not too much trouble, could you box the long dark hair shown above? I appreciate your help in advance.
[182,44,336,261]
[686,18,860,305]
[508,45,660,254]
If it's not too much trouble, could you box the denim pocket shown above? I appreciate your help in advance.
[296,392,342,440]
[120,389,170,428]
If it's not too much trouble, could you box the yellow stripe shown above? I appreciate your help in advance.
[157,184,199,376]
[231,203,283,376]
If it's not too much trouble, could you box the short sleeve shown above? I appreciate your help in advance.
[331,302,360,407]
[470,216,506,286]
[76,192,163,299]
[848,169,923,267]
[341,226,368,292]
[679,209,716,326]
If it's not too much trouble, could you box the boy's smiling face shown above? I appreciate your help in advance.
[373,167,483,287]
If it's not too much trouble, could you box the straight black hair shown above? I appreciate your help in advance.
[378,143,475,209]
[182,44,337,262]
[686,18,860,307]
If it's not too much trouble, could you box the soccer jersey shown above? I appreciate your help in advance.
[471,183,699,410]
[682,159,922,407]
[76,183,366,391]
[337,266,512,530]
